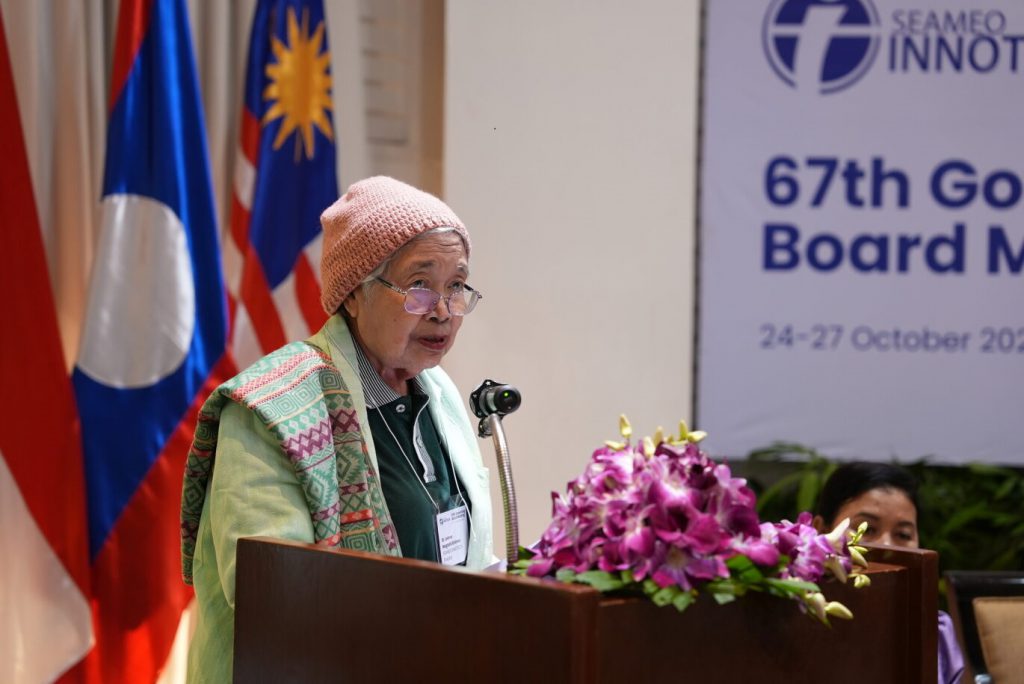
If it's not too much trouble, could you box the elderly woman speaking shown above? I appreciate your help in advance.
[180,176,493,682]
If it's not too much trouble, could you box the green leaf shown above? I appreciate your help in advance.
[747,441,827,462]
[713,592,737,605]
[555,567,577,583]
[991,513,1018,528]
[739,567,765,584]
[651,586,678,607]
[726,555,755,572]
[755,471,805,513]
[672,591,696,612]
[820,461,838,486]
[994,477,1016,501]
[708,579,749,598]
[726,555,767,584]
[796,470,820,515]
[764,577,820,596]
[990,547,1020,571]
[967,463,1013,478]
[575,570,624,592]
[941,503,991,535]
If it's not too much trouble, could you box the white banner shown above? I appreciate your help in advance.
[698,0,1024,465]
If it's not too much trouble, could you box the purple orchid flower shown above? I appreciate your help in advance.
[523,428,862,616]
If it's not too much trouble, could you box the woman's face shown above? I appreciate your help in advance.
[344,232,468,391]
[832,487,919,548]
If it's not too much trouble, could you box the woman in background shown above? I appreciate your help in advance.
[814,462,964,684]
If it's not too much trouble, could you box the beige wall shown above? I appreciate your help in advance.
[444,0,702,550]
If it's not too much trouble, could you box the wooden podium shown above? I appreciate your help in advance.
[234,538,937,683]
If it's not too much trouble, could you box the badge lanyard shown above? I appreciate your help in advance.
[321,325,472,565]
[374,404,469,566]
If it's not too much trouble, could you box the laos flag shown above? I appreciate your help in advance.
[72,0,228,680]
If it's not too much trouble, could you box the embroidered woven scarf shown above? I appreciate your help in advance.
[180,341,400,585]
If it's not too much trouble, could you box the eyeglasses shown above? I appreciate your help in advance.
[374,277,482,316]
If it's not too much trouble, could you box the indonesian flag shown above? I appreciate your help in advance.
[0,6,93,682]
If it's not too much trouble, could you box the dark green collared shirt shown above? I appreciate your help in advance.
[354,342,468,562]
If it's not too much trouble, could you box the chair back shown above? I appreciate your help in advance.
[945,570,1024,684]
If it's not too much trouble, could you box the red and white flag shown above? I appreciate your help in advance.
[0,7,93,682]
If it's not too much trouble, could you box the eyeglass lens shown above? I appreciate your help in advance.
[404,288,478,316]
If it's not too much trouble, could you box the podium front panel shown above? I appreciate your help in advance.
[235,538,599,683]
[595,564,923,683]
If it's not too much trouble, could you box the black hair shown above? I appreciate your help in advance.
[817,462,920,527]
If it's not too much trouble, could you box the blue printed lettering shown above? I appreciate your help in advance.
[931,160,976,207]
[850,234,890,272]
[983,171,1022,209]
[925,223,965,273]
[969,36,999,71]
[763,223,800,270]
[987,226,1024,274]
[897,235,923,272]
[762,223,965,275]
[807,233,844,271]
[872,158,910,208]
[932,161,1022,209]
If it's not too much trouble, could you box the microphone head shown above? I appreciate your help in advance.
[470,379,522,419]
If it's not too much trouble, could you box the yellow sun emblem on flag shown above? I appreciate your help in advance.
[262,7,334,161]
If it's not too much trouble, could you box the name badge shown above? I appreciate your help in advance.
[436,505,469,566]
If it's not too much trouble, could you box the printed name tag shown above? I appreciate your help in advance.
[436,505,469,566]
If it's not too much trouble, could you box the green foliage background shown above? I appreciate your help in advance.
[733,443,1024,574]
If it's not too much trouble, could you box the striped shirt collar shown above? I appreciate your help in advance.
[352,340,425,408]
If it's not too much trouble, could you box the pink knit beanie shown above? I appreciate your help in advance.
[319,176,470,314]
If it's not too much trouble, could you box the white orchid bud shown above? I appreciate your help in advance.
[825,601,853,620]
[804,591,828,621]
[653,426,665,445]
[824,555,848,584]
[825,518,851,552]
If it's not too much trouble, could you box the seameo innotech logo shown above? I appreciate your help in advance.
[763,0,1024,95]
[762,0,881,94]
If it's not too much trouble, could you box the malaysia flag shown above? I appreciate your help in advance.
[225,0,339,368]
[71,0,229,681]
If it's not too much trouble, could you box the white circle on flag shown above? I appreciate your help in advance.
[77,194,195,388]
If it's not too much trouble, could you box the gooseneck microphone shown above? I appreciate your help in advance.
[470,379,522,563]
[469,379,522,420]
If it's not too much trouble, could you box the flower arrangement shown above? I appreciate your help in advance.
[512,417,870,624]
